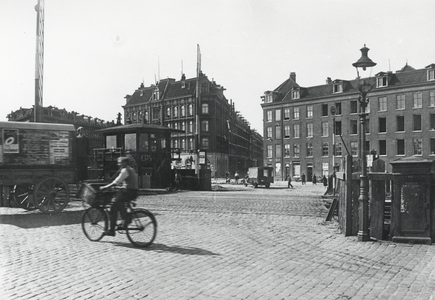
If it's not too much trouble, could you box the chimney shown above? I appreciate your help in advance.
[290,72,296,82]
[326,77,332,84]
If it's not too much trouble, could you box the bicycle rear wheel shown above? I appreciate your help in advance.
[126,209,157,248]
[81,207,107,241]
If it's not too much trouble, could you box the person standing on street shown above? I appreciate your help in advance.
[234,171,240,184]
[313,174,317,185]
[287,174,293,188]
[301,173,306,185]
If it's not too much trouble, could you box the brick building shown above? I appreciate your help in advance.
[261,64,435,181]
[123,72,263,177]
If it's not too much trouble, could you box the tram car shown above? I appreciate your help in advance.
[93,123,183,189]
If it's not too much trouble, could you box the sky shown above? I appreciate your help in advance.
[1,0,435,133]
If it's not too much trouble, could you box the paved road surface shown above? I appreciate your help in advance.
[1,182,435,299]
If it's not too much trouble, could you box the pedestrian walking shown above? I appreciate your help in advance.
[287,174,293,188]
[234,171,240,184]
[312,174,317,185]
[301,173,306,185]
[322,175,327,188]
[174,171,182,191]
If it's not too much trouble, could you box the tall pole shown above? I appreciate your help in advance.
[34,0,44,122]
[358,90,369,241]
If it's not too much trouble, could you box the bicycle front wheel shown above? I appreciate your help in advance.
[126,209,157,248]
[81,207,108,241]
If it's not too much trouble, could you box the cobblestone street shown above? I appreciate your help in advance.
[1,182,435,299]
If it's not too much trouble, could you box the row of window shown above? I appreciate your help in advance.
[167,120,209,132]
[164,103,209,118]
[265,91,435,122]
[266,138,433,159]
[266,112,435,139]
[171,137,209,150]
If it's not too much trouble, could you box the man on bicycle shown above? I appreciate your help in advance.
[100,156,138,236]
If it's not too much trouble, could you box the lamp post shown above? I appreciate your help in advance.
[352,45,376,242]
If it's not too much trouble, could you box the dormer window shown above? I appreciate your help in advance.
[333,83,343,94]
[264,93,273,103]
[332,80,343,94]
[376,72,389,87]
[428,69,435,81]
[291,89,300,99]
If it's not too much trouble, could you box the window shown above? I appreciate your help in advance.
[335,121,342,136]
[379,140,386,155]
[306,123,313,138]
[188,104,193,116]
[267,111,273,122]
[267,145,272,157]
[413,115,422,131]
[293,144,300,158]
[431,138,435,155]
[333,83,343,93]
[397,116,405,131]
[188,121,193,133]
[275,145,281,158]
[431,114,435,130]
[351,141,358,156]
[181,121,186,131]
[365,119,370,134]
[350,101,358,114]
[292,89,300,99]
[293,124,300,138]
[266,127,272,139]
[379,117,386,133]
[201,120,209,132]
[265,93,273,103]
[322,143,329,156]
[188,138,193,150]
[413,138,422,155]
[181,105,186,117]
[180,138,185,150]
[284,125,291,138]
[284,108,291,120]
[293,107,300,120]
[306,143,313,157]
[430,91,435,107]
[413,93,422,108]
[335,142,342,156]
[284,144,291,157]
[378,97,387,111]
[397,139,405,155]
[174,122,179,129]
[173,106,178,117]
[428,69,435,81]
[166,107,171,118]
[396,95,405,110]
[335,103,342,115]
[322,122,329,137]
[201,83,209,94]
[125,133,137,151]
[306,106,313,119]
[202,103,209,114]
[377,76,388,87]
[275,109,281,121]
[322,104,328,117]
[350,120,358,134]
[275,126,281,139]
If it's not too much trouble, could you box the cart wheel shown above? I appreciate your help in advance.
[11,185,37,210]
[34,177,70,214]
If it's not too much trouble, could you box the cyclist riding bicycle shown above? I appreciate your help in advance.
[100,156,138,236]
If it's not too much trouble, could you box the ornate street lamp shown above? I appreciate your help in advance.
[352,45,376,241]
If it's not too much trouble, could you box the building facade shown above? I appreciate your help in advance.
[262,64,435,181]
[123,72,263,178]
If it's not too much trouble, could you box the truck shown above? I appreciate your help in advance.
[247,166,274,188]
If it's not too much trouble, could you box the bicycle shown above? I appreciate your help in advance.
[78,183,157,248]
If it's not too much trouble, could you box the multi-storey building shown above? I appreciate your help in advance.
[123,72,263,177]
[262,64,435,182]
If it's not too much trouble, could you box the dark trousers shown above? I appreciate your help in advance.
[109,189,138,231]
